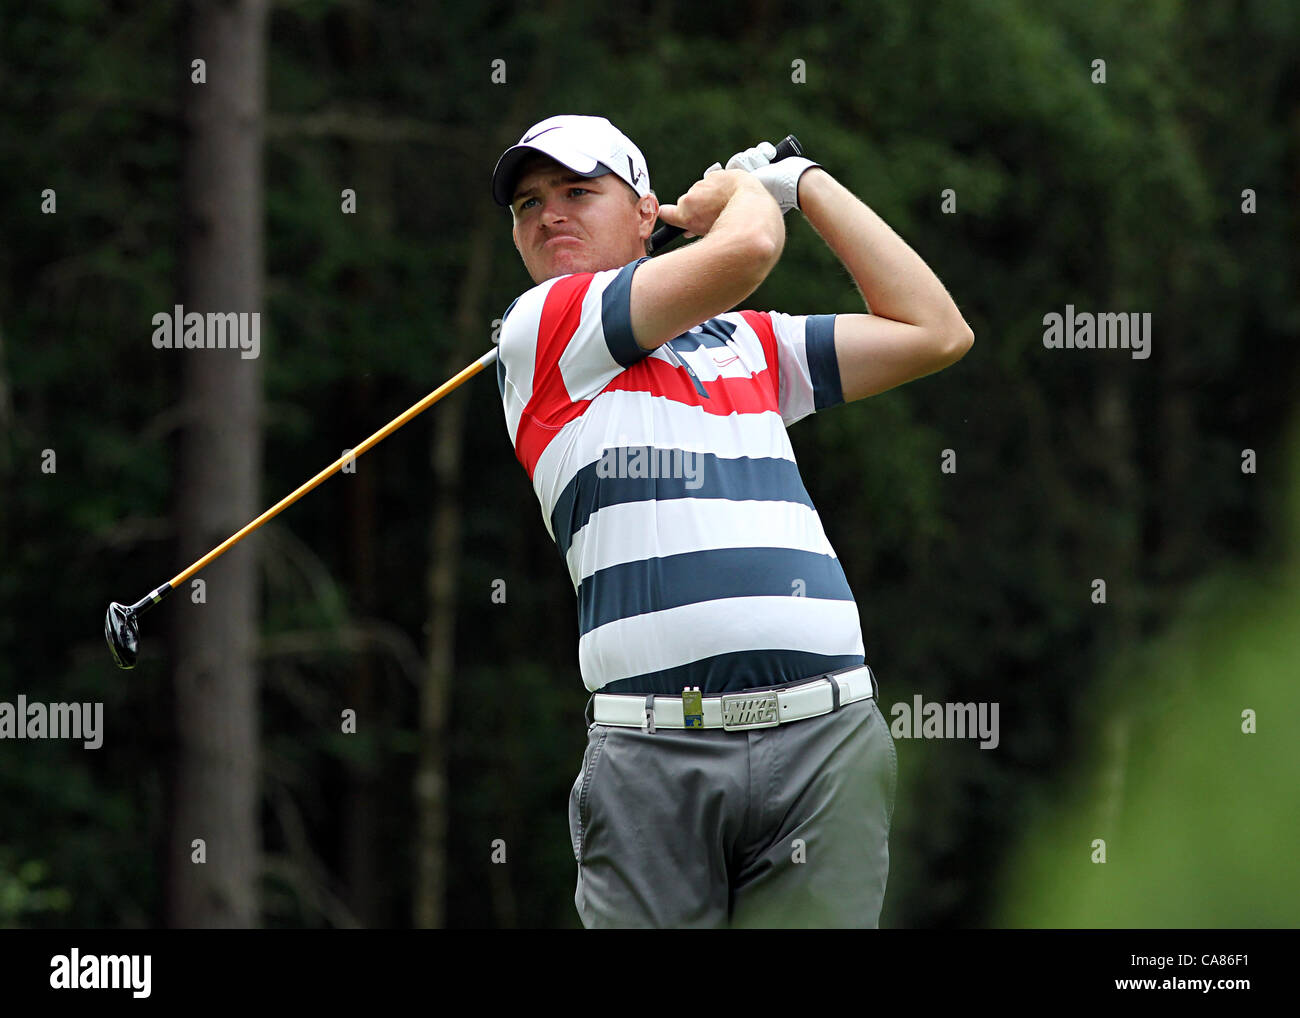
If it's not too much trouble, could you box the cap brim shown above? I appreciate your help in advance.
[492,139,610,206]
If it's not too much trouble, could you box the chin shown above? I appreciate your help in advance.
[533,253,593,282]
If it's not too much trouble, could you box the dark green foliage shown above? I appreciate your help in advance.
[0,0,1295,927]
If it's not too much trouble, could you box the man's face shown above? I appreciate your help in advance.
[509,154,658,284]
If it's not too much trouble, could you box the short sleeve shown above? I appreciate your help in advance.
[759,311,844,426]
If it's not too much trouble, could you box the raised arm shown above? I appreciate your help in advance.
[797,168,973,401]
[629,169,785,352]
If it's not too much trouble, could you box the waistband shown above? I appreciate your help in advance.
[585,664,877,732]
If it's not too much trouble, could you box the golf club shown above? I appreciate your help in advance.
[106,131,804,669]
[104,347,499,669]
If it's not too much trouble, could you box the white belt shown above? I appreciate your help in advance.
[592,665,875,732]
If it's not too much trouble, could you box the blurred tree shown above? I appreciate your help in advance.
[996,418,1300,926]
[0,0,1295,930]
[165,0,269,928]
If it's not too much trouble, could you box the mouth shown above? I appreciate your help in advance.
[543,235,582,249]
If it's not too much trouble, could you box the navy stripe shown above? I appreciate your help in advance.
[805,314,843,410]
[669,317,737,350]
[598,649,865,696]
[577,546,855,636]
[601,256,651,367]
[551,453,813,559]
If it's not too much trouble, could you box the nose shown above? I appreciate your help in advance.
[539,201,567,227]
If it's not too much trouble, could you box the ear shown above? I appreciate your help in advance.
[636,192,660,242]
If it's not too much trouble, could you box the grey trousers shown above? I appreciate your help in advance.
[567,684,898,928]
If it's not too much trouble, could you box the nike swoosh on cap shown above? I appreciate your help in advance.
[521,125,563,145]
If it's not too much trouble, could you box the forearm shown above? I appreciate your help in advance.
[703,172,785,267]
[798,168,969,333]
[630,173,784,351]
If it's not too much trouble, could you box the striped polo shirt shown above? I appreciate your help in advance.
[496,255,865,695]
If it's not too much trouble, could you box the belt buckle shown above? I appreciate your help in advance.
[720,691,780,731]
[682,687,704,728]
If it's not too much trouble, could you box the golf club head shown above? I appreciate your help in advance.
[104,602,139,670]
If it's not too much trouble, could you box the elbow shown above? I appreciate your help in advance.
[944,320,974,363]
[740,226,783,288]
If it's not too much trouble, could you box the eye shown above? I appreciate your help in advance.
[518,197,537,211]
[568,188,589,197]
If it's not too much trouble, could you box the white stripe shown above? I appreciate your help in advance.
[499,280,556,407]
[577,596,866,688]
[530,388,799,518]
[557,266,623,401]
[500,375,527,445]
[769,311,817,425]
[648,315,771,384]
[718,311,771,372]
[566,499,837,582]
[498,280,562,445]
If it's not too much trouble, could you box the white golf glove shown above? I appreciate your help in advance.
[704,142,820,215]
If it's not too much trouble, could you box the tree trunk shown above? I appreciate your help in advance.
[343,377,379,926]
[166,0,269,929]
[338,23,387,924]
[413,218,494,929]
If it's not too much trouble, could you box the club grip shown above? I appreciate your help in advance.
[648,134,804,255]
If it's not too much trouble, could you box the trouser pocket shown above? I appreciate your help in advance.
[569,726,610,864]
[871,699,899,828]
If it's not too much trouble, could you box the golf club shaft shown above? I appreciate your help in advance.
[116,137,799,632]
[647,134,803,254]
[136,347,498,611]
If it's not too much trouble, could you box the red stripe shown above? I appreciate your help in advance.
[738,310,779,405]
[514,274,596,477]
[515,401,590,477]
[513,303,783,477]
[603,356,778,415]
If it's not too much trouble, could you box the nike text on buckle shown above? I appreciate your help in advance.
[720,691,781,731]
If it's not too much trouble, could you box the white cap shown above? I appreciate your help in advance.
[492,115,651,207]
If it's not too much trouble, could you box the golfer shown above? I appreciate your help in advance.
[490,115,972,928]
